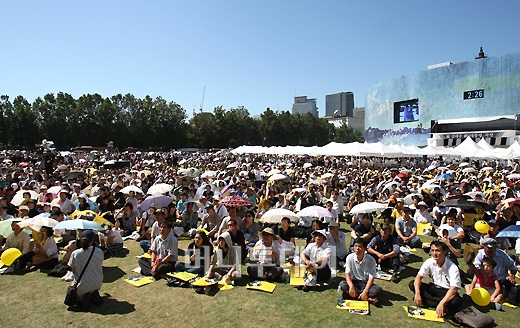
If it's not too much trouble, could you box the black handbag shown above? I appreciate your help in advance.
[451,306,494,328]
[64,246,96,306]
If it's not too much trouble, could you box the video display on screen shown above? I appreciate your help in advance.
[394,99,419,123]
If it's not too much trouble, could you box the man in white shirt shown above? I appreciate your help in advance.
[299,229,331,291]
[409,240,462,318]
[340,238,382,305]
[247,228,284,281]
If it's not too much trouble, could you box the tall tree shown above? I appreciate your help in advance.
[333,122,365,143]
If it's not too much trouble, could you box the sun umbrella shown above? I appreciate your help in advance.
[17,215,59,231]
[54,219,103,231]
[303,163,312,169]
[297,205,332,218]
[227,163,238,169]
[349,202,387,214]
[422,184,442,192]
[120,185,144,194]
[506,173,520,180]
[140,194,173,211]
[139,169,152,177]
[404,193,423,205]
[459,162,470,167]
[462,167,477,173]
[440,198,489,210]
[480,167,494,172]
[292,187,307,194]
[0,219,22,237]
[396,173,408,179]
[48,185,62,195]
[201,170,217,179]
[70,210,113,227]
[147,183,173,195]
[73,198,98,213]
[502,198,520,208]
[67,170,87,179]
[219,183,235,197]
[268,174,287,182]
[219,195,252,208]
[266,169,282,177]
[196,183,216,199]
[437,173,453,180]
[10,190,39,206]
[259,208,300,224]
[464,192,485,200]
[496,225,520,238]
[321,173,334,179]
[383,181,399,192]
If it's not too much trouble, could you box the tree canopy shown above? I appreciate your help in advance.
[0,93,364,149]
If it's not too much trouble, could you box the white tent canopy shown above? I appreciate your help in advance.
[453,137,482,157]
[230,141,520,159]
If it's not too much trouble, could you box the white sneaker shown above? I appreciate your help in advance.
[61,271,75,282]
[1,267,14,275]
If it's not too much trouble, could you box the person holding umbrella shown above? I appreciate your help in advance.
[18,226,59,273]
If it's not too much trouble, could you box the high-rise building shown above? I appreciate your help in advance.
[292,96,318,116]
[325,92,354,117]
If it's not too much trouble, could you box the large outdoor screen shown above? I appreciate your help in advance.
[394,98,419,123]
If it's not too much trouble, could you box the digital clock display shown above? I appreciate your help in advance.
[464,89,484,100]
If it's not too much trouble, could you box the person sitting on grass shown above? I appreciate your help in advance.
[243,210,260,251]
[207,232,240,284]
[99,224,125,257]
[349,213,376,251]
[138,220,178,280]
[472,237,517,301]
[395,206,421,248]
[326,221,348,268]
[466,256,503,308]
[115,202,138,237]
[18,226,59,273]
[226,219,247,262]
[247,228,284,282]
[367,223,400,283]
[140,208,167,252]
[340,238,382,305]
[299,229,331,292]
[409,240,462,318]
[178,201,198,236]
[175,230,213,276]
[199,205,221,240]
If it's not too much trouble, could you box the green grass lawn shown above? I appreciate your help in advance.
[0,226,517,328]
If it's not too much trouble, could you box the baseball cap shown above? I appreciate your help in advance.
[81,230,96,243]
[402,206,412,212]
[328,221,339,227]
[380,223,392,230]
[481,238,498,248]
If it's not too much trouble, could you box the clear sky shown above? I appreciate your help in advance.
[1,1,519,118]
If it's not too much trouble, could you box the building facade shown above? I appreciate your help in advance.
[325,92,354,117]
[365,50,520,146]
[292,96,318,116]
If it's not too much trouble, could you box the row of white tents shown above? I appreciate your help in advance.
[231,138,520,160]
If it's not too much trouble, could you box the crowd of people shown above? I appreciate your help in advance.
[0,148,519,316]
